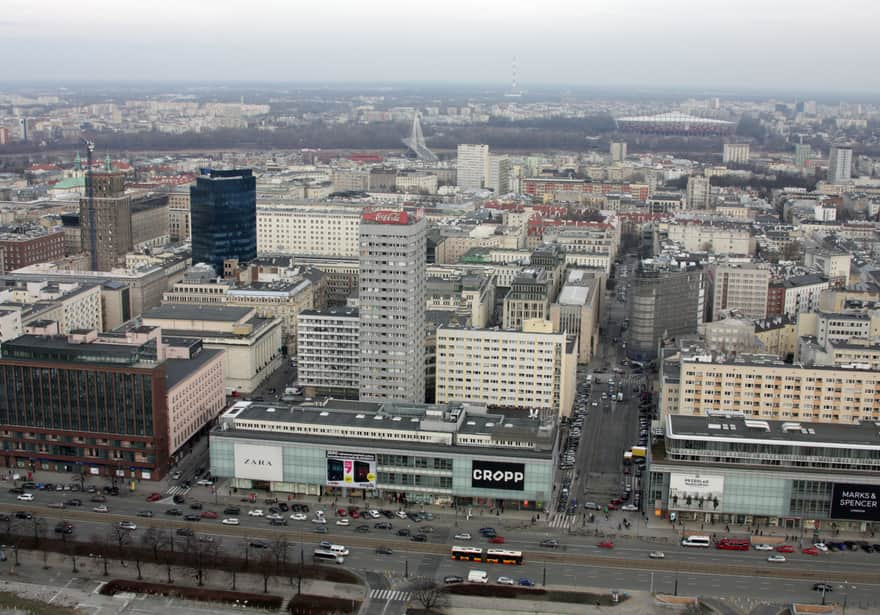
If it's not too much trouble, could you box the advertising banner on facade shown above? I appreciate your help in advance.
[234,443,283,482]
[669,473,724,511]
[325,450,377,489]
[830,483,880,521]
[471,459,525,491]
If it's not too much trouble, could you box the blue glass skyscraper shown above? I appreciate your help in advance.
[190,169,257,275]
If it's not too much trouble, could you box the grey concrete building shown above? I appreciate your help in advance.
[358,211,426,403]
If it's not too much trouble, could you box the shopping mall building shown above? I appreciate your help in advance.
[647,414,880,533]
[209,399,556,509]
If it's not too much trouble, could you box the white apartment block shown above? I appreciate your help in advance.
[457,144,490,190]
[434,320,577,417]
[676,352,880,424]
[685,176,711,210]
[782,275,828,319]
[0,281,102,334]
[665,223,755,256]
[828,146,853,184]
[487,155,511,194]
[722,143,750,164]
[396,171,438,195]
[297,307,359,398]
[256,205,360,258]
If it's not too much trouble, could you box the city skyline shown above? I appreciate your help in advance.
[3,0,879,94]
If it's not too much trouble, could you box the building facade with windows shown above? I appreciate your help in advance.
[256,205,360,258]
[190,169,257,275]
[647,414,880,533]
[209,398,555,508]
[296,307,360,399]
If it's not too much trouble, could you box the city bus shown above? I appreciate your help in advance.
[716,538,750,551]
[313,549,345,564]
[450,546,483,562]
[484,549,524,565]
[681,535,711,548]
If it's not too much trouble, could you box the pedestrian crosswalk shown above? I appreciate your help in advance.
[165,485,190,496]
[369,589,411,602]
[548,514,573,529]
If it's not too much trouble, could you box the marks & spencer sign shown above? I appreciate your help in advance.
[831,483,880,521]
[471,460,525,491]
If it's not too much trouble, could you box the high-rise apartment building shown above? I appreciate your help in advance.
[610,141,627,162]
[487,154,511,194]
[827,146,853,184]
[794,143,812,169]
[722,143,750,164]
[358,210,426,403]
[297,306,359,399]
[686,176,711,210]
[457,144,490,190]
[79,167,132,271]
[190,169,257,275]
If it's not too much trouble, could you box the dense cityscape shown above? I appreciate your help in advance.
[1,22,880,615]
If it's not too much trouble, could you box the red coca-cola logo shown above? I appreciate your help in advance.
[363,210,409,224]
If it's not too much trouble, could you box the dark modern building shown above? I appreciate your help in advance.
[627,260,706,361]
[190,169,257,275]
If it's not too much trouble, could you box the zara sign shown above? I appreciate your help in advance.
[234,443,283,482]
[471,460,525,491]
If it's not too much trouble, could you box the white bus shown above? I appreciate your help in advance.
[313,549,344,564]
[681,535,711,548]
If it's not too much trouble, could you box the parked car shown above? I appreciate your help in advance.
[444,576,464,584]
[497,576,515,585]
[146,493,163,502]
[291,513,308,521]
[518,578,535,587]
[775,545,794,553]
[802,547,819,556]
[183,514,201,522]
[454,532,472,540]
[754,544,773,551]
[222,518,239,525]
[201,511,218,519]
[649,551,665,559]
[248,509,264,517]
[165,508,183,516]
[17,493,34,502]
[598,541,614,549]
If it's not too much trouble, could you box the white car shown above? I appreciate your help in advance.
[118,521,137,531]
[93,505,108,513]
[196,479,214,486]
[312,516,327,524]
[454,532,472,540]
[222,518,240,525]
[336,518,350,526]
[813,542,829,552]
[621,504,638,512]
[396,510,408,519]
[648,551,665,559]
[17,493,34,501]
[754,543,773,551]
[368,510,381,519]
[248,509,264,517]
[767,555,786,563]
[266,513,283,521]
[497,576,515,585]
[290,512,308,521]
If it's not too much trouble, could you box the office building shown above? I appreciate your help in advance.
[550,269,602,363]
[210,398,555,507]
[457,144,490,190]
[0,326,225,480]
[79,166,132,271]
[487,155,511,194]
[0,226,65,273]
[435,320,577,417]
[827,146,853,184]
[190,169,257,275]
[131,196,170,250]
[140,304,283,394]
[709,263,771,321]
[296,306,360,399]
[502,269,552,331]
[359,210,426,403]
[167,191,191,242]
[627,263,706,361]
[722,143,750,164]
[256,204,360,258]
[685,176,711,210]
[647,414,880,532]
[610,141,627,162]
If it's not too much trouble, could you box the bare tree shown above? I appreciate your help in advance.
[257,549,275,594]
[270,536,290,567]
[108,524,132,565]
[183,535,218,587]
[89,533,110,576]
[33,518,48,569]
[409,577,449,611]
[141,527,163,561]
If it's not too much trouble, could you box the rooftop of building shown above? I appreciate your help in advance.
[165,347,223,389]
[0,334,158,368]
[771,273,828,289]
[142,304,253,322]
[667,413,880,448]
[215,399,555,457]
[0,225,62,242]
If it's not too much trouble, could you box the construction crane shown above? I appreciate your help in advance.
[80,138,98,270]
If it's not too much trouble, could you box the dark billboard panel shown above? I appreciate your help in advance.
[471,460,525,491]
[830,483,880,521]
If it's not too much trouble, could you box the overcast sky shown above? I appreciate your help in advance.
[3,0,877,93]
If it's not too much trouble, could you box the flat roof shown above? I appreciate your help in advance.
[143,304,253,322]
[668,414,880,448]
[166,348,223,389]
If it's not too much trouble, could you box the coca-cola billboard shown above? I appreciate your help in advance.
[362,210,409,225]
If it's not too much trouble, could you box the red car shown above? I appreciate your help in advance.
[336,508,347,517]
[350,509,360,519]
[200,511,218,519]
[775,545,794,553]
[801,547,819,556]
[489,536,505,544]
[607,504,618,511]
[598,541,614,549]
[146,493,162,502]
[611,498,622,506]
